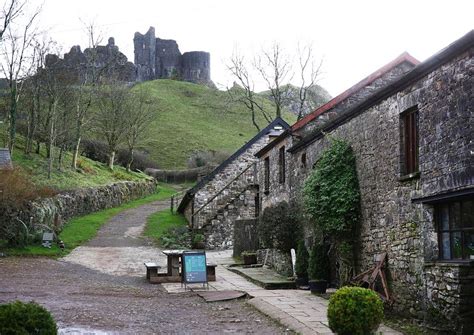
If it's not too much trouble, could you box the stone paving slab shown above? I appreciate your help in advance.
[162,250,402,335]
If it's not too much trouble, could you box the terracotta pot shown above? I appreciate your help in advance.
[308,279,327,294]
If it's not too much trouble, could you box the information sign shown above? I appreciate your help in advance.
[182,251,207,284]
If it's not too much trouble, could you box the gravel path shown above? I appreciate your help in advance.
[0,200,290,334]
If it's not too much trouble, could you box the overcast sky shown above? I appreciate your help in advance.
[33,0,473,96]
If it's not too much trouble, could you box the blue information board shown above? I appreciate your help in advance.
[182,251,207,284]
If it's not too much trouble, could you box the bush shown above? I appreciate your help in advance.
[295,240,309,279]
[187,150,229,168]
[308,242,329,281]
[258,201,301,252]
[327,286,384,335]
[0,300,57,334]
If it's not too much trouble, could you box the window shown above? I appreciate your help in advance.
[301,152,307,169]
[279,146,286,184]
[264,157,270,194]
[400,107,419,176]
[436,198,474,260]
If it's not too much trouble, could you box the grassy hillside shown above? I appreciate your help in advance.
[1,130,151,191]
[130,80,296,169]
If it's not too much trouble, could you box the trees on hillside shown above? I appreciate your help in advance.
[228,42,324,129]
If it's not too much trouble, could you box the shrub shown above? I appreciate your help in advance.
[258,201,301,252]
[295,240,309,279]
[308,242,329,281]
[0,300,57,334]
[327,286,384,335]
[187,150,229,168]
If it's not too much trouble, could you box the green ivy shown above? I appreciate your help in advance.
[303,138,360,238]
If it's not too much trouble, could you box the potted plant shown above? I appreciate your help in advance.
[295,240,309,286]
[192,233,205,249]
[241,250,257,265]
[308,241,329,294]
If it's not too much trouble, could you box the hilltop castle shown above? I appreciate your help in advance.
[44,27,212,86]
[134,27,211,85]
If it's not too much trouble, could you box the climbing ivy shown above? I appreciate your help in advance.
[303,138,360,238]
[303,137,361,284]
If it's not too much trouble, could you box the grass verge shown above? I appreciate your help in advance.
[144,209,188,248]
[5,183,178,257]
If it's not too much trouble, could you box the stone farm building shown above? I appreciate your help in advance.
[178,31,473,333]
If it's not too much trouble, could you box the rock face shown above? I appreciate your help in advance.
[45,37,136,83]
[134,27,211,85]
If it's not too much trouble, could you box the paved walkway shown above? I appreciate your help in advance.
[162,251,401,335]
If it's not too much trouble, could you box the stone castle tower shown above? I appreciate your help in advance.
[134,27,211,85]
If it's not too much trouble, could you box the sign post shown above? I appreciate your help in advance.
[182,251,208,290]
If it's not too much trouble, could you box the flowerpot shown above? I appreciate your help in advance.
[242,254,257,265]
[308,279,327,294]
[295,277,309,287]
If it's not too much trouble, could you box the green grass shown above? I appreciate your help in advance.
[5,183,178,257]
[144,209,188,246]
[130,80,296,169]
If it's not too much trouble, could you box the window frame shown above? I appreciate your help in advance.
[278,146,286,184]
[264,157,270,194]
[400,106,419,178]
[435,197,474,261]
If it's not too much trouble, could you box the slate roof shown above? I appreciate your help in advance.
[177,117,290,212]
[289,30,473,153]
[0,148,13,170]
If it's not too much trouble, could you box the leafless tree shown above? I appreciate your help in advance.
[0,0,25,42]
[254,42,293,119]
[0,2,41,153]
[124,87,156,172]
[296,43,323,120]
[94,82,130,170]
[70,20,104,170]
[227,51,271,131]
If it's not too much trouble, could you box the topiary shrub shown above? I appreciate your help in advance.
[308,241,330,280]
[0,300,57,334]
[295,240,309,279]
[327,286,384,335]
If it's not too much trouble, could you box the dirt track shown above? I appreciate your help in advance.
[0,200,290,334]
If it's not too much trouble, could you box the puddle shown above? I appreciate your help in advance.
[59,327,118,335]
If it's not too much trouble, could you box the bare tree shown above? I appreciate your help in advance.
[70,20,104,170]
[124,87,156,172]
[0,2,41,153]
[95,82,130,170]
[254,42,293,119]
[227,51,271,131]
[0,0,25,41]
[296,44,323,120]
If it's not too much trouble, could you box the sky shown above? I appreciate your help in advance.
[27,0,474,96]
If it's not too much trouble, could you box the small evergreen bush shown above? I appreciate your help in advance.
[0,301,57,334]
[258,201,301,252]
[308,242,329,280]
[295,240,309,279]
[327,286,384,335]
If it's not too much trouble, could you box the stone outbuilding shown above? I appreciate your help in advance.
[179,30,473,333]
[177,118,289,249]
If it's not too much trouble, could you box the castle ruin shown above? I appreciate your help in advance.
[133,27,211,85]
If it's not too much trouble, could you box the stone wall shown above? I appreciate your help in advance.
[7,180,156,235]
[256,40,473,332]
[256,248,293,277]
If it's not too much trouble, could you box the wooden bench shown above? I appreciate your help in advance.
[207,263,217,282]
[144,262,161,280]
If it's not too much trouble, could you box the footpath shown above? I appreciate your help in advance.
[163,250,402,335]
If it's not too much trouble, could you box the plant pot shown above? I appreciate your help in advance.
[295,277,309,287]
[308,279,327,294]
[242,254,257,265]
[192,241,206,249]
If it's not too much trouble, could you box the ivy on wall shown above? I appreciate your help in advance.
[303,137,361,284]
